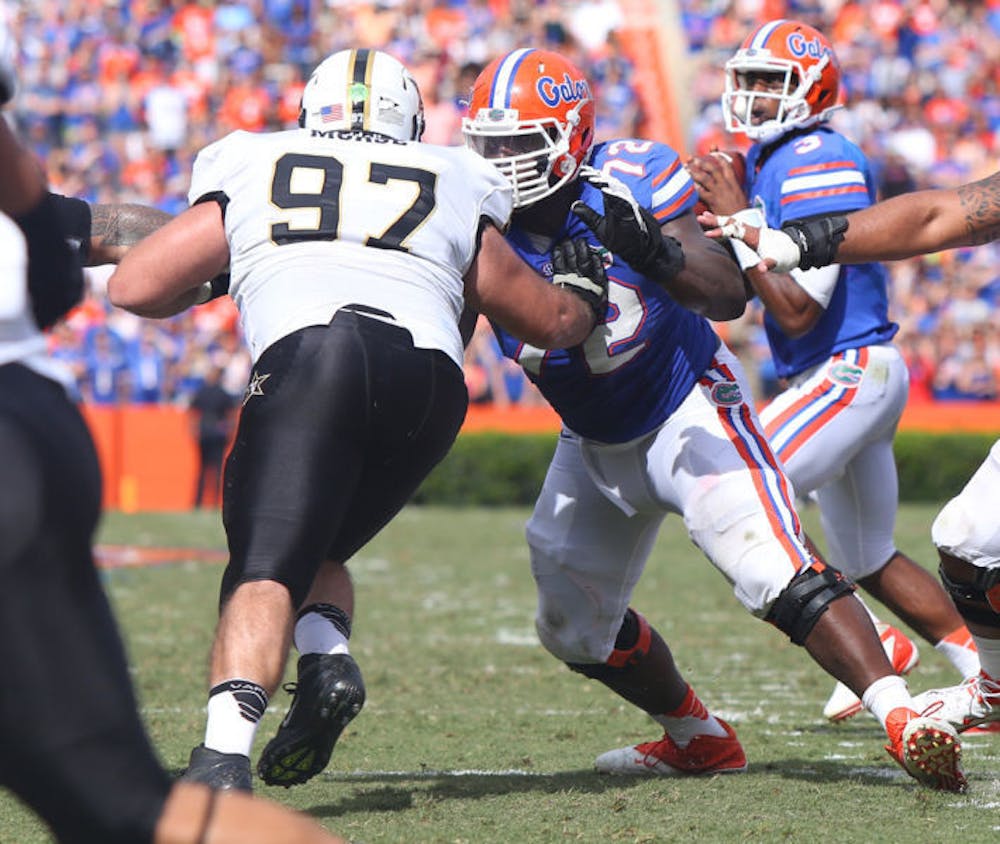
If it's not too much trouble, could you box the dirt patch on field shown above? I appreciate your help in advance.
[95,545,228,568]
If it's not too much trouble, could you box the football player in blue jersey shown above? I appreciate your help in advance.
[700,156,1000,739]
[687,19,982,726]
[461,46,967,790]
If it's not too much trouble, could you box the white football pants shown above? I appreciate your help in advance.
[527,343,815,665]
[932,438,1000,569]
[760,343,909,580]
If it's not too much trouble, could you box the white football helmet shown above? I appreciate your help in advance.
[299,48,425,142]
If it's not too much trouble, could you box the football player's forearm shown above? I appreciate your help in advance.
[670,245,746,321]
[490,287,594,350]
[89,203,173,265]
[108,204,229,316]
[745,267,820,339]
[837,173,1000,262]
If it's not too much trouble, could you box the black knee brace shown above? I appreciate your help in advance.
[766,565,855,645]
[939,564,1000,626]
[566,608,651,680]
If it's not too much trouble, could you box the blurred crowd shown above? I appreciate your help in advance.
[6,0,1000,406]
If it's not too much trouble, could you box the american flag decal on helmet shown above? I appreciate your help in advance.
[320,103,344,122]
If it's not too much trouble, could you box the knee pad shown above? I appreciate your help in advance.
[535,612,611,665]
[939,564,1000,626]
[566,608,651,680]
[766,565,855,645]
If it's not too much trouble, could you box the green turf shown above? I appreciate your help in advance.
[4,504,999,843]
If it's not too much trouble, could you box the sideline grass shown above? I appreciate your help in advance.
[3,504,1000,843]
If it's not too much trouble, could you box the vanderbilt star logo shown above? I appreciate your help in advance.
[242,371,271,407]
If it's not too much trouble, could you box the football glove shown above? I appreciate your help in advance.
[781,215,849,270]
[551,237,608,321]
[572,166,685,283]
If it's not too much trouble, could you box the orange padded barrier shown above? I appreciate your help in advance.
[80,400,1000,511]
[82,405,198,512]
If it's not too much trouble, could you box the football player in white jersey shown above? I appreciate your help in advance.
[703,168,1000,735]
[457,46,967,792]
[108,48,609,791]
[0,46,346,844]
[687,19,981,725]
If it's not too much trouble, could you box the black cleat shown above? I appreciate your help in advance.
[182,744,252,792]
[257,653,365,787]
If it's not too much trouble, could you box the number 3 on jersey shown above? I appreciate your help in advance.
[517,279,646,375]
[269,151,437,251]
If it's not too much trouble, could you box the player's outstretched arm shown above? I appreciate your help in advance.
[465,223,603,349]
[108,201,230,318]
[89,203,173,266]
[835,170,1000,260]
[704,169,1000,271]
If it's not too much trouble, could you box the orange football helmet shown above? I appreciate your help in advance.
[722,19,841,143]
[462,48,595,208]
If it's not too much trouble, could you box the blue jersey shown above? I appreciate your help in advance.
[492,139,721,444]
[747,127,897,378]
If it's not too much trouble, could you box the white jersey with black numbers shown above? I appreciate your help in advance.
[188,128,512,367]
[0,212,71,387]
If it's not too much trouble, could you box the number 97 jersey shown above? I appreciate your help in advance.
[188,128,513,367]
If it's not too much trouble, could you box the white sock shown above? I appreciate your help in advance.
[294,608,350,655]
[934,628,981,679]
[971,635,1000,681]
[203,680,268,757]
[652,686,729,747]
[861,674,912,729]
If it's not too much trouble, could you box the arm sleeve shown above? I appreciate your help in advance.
[790,263,841,308]
[17,193,85,330]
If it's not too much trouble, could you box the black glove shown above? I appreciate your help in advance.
[551,237,608,320]
[571,168,685,283]
[782,215,849,270]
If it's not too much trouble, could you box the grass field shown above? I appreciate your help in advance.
[3,503,1000,843]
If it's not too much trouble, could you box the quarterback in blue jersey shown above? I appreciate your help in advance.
[463,47,966,790]
[689,19,982,725]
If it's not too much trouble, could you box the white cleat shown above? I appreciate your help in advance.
[823,622,919,721]
[912,671,1000,733]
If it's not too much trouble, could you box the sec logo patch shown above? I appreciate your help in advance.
[711,381,743,406]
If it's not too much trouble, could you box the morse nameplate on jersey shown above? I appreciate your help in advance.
[309,129,404,144]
